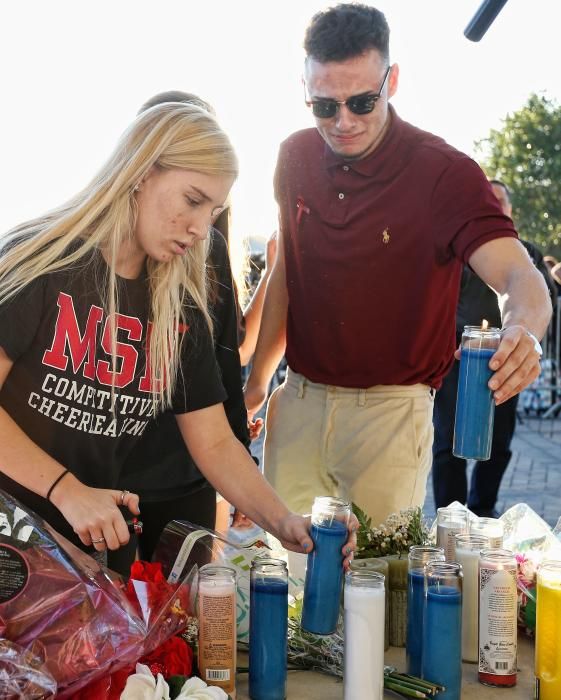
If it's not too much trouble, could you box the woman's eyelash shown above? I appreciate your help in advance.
[186,196,201,206]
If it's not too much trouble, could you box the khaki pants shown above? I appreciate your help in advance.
[264,368,435,525]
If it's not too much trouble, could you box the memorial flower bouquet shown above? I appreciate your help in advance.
[353,504,429,559]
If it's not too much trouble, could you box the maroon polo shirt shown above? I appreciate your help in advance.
[274,107,518,389]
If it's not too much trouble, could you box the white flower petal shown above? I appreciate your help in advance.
[176,677,229,699]
[120,665,171,700]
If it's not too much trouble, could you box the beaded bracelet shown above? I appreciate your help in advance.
[46,468,70,502]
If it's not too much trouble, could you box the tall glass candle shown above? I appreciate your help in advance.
[470,517,504,548]
[453,324,501,460]
[455,533,489,662]
[198,564,237,699]
[436,507,468,561]
[535,560,561,699]
[350,558,390,650]
[249,557,288,700]
[301,496,349,635]
[478,549,517,687]
[406,545,445,676]
[344,571,385,700]
[422,561,463,700]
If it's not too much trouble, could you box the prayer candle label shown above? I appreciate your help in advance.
[478,567,517,677]
[198,586,237,696]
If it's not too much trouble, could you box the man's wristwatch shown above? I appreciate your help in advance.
[525,330,543,358]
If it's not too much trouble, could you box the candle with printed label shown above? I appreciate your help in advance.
[436,506,468,561]
[198,564,237,699]
[455,533,489,662]
[454,323,501,460]
[470,517,504,548]
[478,549,517,687]
[301,496,349,635]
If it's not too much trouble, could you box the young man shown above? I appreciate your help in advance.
[245,4,551,524]
[432,180,557,516]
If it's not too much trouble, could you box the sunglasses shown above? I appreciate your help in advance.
[305,65,391,119]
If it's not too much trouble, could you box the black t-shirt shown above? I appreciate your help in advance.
[118,229,251,502]
[0,249,226,545]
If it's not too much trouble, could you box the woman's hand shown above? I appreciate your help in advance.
[276,512,358,569]
[50,475,140,551]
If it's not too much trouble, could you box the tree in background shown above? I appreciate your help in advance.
[476,93,561,257]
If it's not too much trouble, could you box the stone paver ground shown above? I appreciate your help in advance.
[423,414,561,527]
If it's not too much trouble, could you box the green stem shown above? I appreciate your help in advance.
[384,679,429,698]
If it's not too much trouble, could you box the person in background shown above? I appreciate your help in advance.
[244,4,551,526]
[432,179,557,516]
[110,92,275,572]
[0,102,355,567]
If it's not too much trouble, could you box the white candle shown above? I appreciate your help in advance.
[455,534,489,663]
[470,517,504,549]
[344,571,385,700]
[436,507,468,561]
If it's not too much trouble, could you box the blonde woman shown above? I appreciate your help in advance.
[0,103,356,561]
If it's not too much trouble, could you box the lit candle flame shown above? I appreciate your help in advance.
[481,319,489,330]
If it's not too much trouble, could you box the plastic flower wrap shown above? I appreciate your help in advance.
[501,503,561,636]
[152,520,273,643]
[0,489,191,697]
[0,639,57,699]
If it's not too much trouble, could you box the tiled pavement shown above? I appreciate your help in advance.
[251,408,561,528]
[423,414,561,527]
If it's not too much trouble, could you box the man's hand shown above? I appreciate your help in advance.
[454,325,541,405]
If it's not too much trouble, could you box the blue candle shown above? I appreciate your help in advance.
[454,343,497,460]
[406,569,425,676]
[406,546,445,676]
[301,518,348,634]
[249,574,288,700]
[422,585,462,700]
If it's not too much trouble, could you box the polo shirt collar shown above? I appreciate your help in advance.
[324,104,403,179]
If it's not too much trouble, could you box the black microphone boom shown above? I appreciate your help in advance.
[464,0,509,42]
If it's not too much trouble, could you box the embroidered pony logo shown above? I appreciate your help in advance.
[382,229,390,244]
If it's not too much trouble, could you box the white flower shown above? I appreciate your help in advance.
[120,663,170,700]
[176,676,229,699]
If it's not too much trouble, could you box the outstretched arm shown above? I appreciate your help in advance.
[176,403,357,561]
[468,237,552,404]
[238,231,278,366]
[244,226,288,419]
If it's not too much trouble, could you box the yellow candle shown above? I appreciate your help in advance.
[535,560,561,699]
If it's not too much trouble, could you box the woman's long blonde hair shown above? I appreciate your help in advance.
[0,103,238,410]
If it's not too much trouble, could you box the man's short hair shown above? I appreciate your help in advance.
[489,178,512,202]
[304,3,390,64]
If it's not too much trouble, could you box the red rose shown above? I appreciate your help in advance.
[140,636,193,678]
